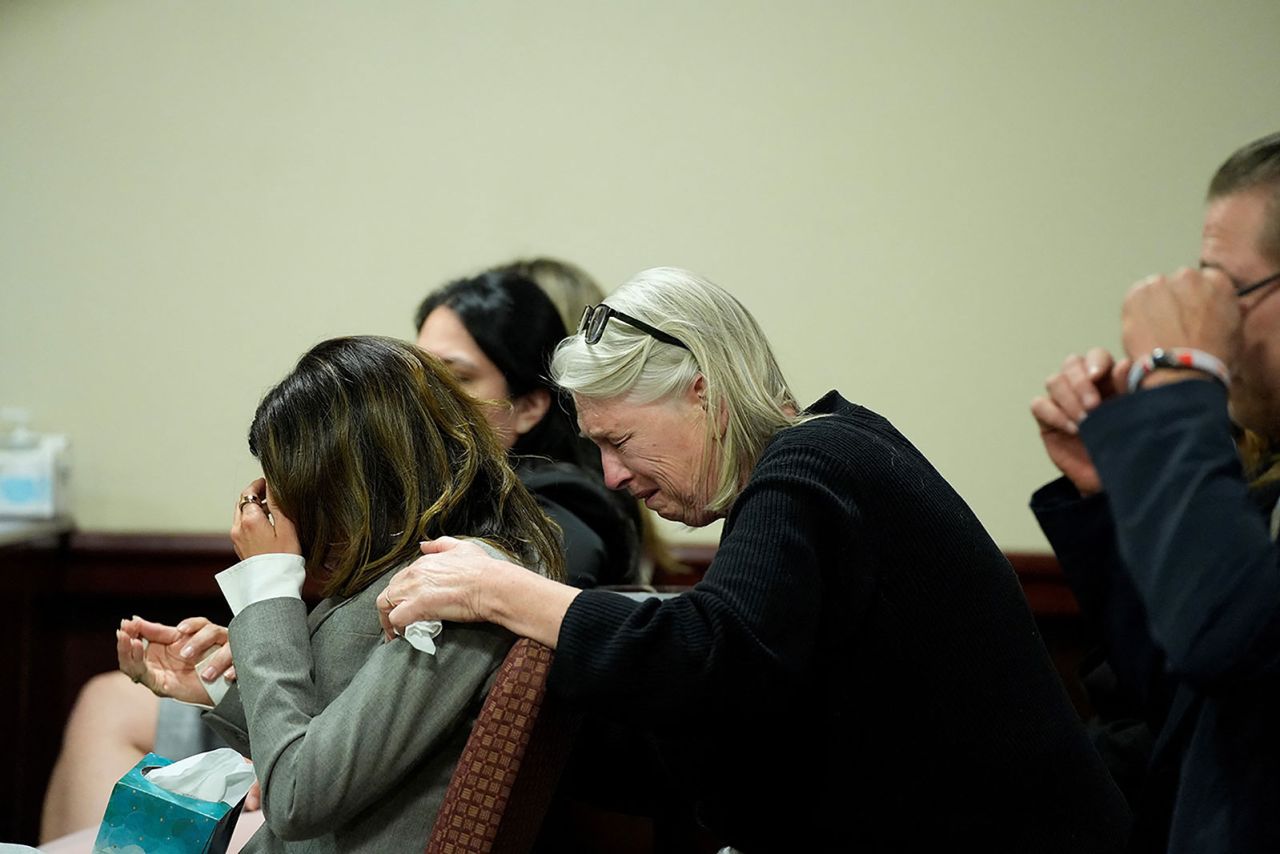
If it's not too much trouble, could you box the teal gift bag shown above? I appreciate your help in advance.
[93,752,250,854]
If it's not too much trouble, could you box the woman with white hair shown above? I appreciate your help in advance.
[379,267,1130,852]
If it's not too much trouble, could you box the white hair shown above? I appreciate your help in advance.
[550,267,808,514]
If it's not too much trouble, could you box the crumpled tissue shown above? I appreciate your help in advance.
[403,619,443,655]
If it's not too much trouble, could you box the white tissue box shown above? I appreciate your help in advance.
[0,434,69,519]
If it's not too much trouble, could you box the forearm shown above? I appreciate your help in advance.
[202,688,252,757]
[550,451,843,714]
[1083,382,1280,685]
[1032,478,1171,713]
[481,558,580,647]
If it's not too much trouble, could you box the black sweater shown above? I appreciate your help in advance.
[516,458,641,589]
[550,391,1129,852]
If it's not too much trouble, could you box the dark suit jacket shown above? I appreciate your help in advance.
[1033,380,1280,854]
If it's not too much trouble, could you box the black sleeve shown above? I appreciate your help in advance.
[548,434,859,718]
[1032,477,1172,724]
[1080,380,1280,692]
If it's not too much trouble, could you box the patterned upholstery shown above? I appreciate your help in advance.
[425,638,578,854]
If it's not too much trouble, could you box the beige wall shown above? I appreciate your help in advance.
[2,1,1279,549]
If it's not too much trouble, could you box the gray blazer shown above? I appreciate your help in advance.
[203,555,514,853]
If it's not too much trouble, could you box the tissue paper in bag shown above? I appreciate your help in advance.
[93,750,254,854]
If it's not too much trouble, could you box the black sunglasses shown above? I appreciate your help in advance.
[578,304,690,351]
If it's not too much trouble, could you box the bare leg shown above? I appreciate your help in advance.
[40,671,159,841]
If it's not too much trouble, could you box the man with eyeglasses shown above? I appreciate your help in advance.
[1029,131,1280,853]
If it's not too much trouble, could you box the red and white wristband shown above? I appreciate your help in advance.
[1126,347,1230,394]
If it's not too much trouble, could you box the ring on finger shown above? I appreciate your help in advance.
[237,494,260,511]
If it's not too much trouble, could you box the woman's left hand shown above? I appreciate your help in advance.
[231,477,301,560]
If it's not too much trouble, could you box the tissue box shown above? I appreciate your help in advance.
[93,754,245,854]
[0,434,69,519]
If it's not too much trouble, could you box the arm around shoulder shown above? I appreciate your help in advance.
[385,538,580,649]
[483,559,580,647]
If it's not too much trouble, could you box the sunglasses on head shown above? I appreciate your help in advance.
[577,304,690,351]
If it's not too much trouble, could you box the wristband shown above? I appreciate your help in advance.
[1126,347,1230,394]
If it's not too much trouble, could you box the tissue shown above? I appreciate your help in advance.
[144,749,256,806]
[403,620,442,655]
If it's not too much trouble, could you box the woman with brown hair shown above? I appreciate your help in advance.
[41,261,644,843]
[117,335,563,852]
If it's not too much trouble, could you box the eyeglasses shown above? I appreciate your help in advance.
[1235,270,1280,299]
[578,304,690,351]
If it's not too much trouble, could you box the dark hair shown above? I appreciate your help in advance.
[414,269,594,467]
[1208,131,1280,264]
[248,335,565,597]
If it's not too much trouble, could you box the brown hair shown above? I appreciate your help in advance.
[1208,131,1280,265]
[249,335,565,598]
[1240,429,1280,490]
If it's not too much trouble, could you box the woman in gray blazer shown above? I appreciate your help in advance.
[118,335,564,852]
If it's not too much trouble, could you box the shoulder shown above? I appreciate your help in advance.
[515,458,641,583]
[746,393,955,524]
[760,391,918,473]
[517,458,612,506]
[468,538,518,564]
[309,567,404,637]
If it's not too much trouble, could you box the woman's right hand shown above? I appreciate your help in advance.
[116,616,234,704]
[1030,348,1131,497]
[232,477,301,561]
[378,537,492,640]
[379,537,578,648]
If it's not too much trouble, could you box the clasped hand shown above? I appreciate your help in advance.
[1030,266,1241,497]
[1120,266,1241,364]
[1031,347,1130,496]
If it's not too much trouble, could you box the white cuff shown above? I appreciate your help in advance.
[170,646,233,710]
[201,674,229,707]
[199,643,232,707]
[216,553,306,616]
[172,694,216,712]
